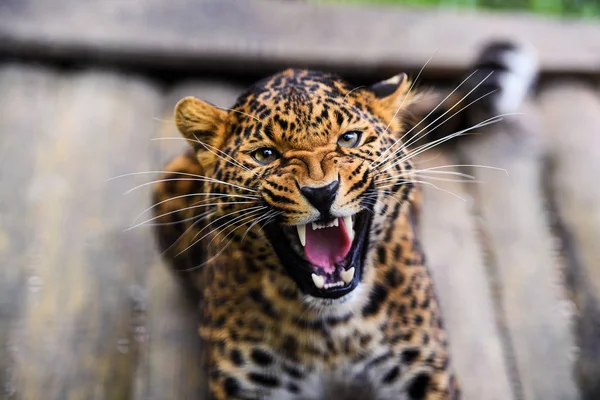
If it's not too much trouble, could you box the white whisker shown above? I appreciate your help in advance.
[398,72,495,154]
[177,206,267,257]
[370,53,437,168]
[377,71,496,173]
[215,106,261,123]
[123,177,257,195]
[382,114,510,172]
[133,192,258,224]
[151,136,255,175]
[371,67,478,170]
[108,170,205,181]
[159,211,216,255]
[377,179,467,202]
[125,201,259,231]
[413,164,509,176]
[344,85,366,100]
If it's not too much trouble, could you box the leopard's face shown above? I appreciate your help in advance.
[175,69,416,304]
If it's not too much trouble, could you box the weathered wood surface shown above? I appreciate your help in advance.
[0,66,55,399]
[0,64,594,399]
[417,154,514,400]
[538,82,600,399]
[457,105,579,400]
[2,0,600,78]
[0,67,164,399]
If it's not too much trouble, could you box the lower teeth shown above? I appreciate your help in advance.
[324,281,344,289]
[311,267,356,290]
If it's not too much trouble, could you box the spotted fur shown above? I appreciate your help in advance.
[151,43,535,400]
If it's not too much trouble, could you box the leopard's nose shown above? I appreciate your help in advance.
[300,180,339,218]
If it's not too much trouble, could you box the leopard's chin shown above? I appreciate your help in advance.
[264,208,373,300]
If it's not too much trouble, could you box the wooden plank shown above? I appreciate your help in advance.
[1,0,600,78]
[0,65,62,400]
[456,104,579,400]
[4,69,163,399]
[133,80,242,400]
[417,153,514,400]
[537,82,600,399]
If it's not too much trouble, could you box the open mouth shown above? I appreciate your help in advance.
[264,210,373,299]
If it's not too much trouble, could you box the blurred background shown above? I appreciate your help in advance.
[0,0,599,399]
[326,0,600,17]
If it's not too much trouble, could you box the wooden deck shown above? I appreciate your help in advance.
[1,1,600,399]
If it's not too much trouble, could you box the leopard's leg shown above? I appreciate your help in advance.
[152,148,208,298]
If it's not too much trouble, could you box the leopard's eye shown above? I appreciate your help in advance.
[252,147,279,165]
[337,131,362,148]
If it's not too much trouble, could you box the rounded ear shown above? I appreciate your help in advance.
[174,96,228,170]
[370,73,414,112]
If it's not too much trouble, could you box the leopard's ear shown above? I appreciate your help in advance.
[174,96,228,170]
[370,73,414,113]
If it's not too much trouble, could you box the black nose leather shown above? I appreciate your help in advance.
[301,180,339,218]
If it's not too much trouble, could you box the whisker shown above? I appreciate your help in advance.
[177,207,267,257]
[150,210,212,227]
[108,170,205,181]
[343,85,366,100]
[123,177,257,195]
[159,211,216,255]
[364,191,405,206]
[370,52,437,168]
[257,211,283,233]
[183,235,237,272]
[151,137,255,175]
[215,106,261,123]
[371,67,478,170]
[377,179,467,202]
[179,208,269,270]
[375,170,476,184]
[194,136,255,174]
[376,71,496,173]
[381,114,509,172]
[133,192,259,224]
[411,164,509,176]
[221,209,280,244]
[214,210,269,245]
[125,201,259,231]
[401,175,482,184]
[398,73,495,154]
[189,194,259,207]
[241,210,274,240]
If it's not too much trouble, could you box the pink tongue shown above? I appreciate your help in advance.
[304,218,352,273]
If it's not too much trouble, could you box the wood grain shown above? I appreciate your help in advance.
[1,69,162,399]
[417,152,514,400]
[457,105,579,400]
[0,65,62,400]
[1,0,600,78]
[538,82,600,399]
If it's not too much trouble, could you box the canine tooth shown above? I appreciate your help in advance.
[296,224,306,247]
[311,273,325,289]
[334,219,339,227]
[341,267,355,284]
[343,216,354,242]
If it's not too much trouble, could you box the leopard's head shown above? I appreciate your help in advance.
[175,69,417,304]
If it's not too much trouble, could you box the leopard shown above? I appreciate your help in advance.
[151,41,536,400]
